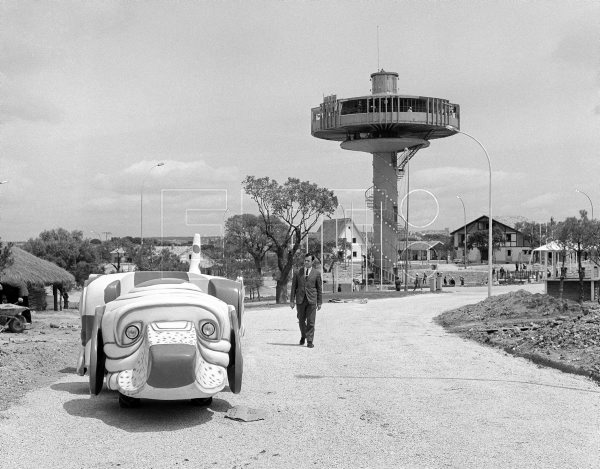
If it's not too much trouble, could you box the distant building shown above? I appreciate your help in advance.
[450,215,532,263]
[398,240,444,263]
[316,218,366,261]
[155,245,215,269]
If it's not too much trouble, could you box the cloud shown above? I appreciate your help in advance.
[0,158,35,203]
[91,159,240,196]
[522,193,561,209]
[552,25,600,69]
[0,40,56,76]
[410,166,527,194]
[0,3,134,75]
[0,78,63,124]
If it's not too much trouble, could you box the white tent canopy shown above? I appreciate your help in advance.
[533,241,568,252]
[531,241,581,284]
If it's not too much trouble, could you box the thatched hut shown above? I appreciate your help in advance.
[1,247,75,311]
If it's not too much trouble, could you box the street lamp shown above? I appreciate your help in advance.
[446,126,492,297]
[140,162,165,247]
[456,196,467,271]
[575,189,593,220]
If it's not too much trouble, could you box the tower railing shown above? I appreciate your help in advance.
[311,97,460,134]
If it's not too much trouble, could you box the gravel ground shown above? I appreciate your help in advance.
[436,289,600,382]
[1,284,599,468]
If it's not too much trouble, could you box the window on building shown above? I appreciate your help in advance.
[353,251,357,257]
[507,250,512,256]
[340,99,368,115]
[504,233,517,247]
[352,237,356,243]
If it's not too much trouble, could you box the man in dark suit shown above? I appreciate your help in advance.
[290,253,322,348]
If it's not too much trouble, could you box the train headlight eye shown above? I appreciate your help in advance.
[125,325,140,340]
[201,322,216,338]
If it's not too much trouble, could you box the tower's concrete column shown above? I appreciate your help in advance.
[372,152,398,282]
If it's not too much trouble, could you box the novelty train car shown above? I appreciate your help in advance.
[76,236,244,408]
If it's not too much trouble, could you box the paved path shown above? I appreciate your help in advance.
[1,284,599,469]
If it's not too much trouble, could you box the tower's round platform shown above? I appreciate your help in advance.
[311,93,459,151]
[341,137,430,153]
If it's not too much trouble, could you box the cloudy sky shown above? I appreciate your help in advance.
[0,1,599,241]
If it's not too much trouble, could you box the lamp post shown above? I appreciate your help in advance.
[404,160,410,292]
[339,204,346,266]
[575,189,593,220]
[457,196,467,271]
[140,162,165,247]
[446,126,492,297]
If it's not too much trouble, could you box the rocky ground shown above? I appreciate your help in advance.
[2,290,599,413]
[0,309,80,412]
[435,289,600,383]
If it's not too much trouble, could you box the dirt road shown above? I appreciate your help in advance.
[1,284,599,468]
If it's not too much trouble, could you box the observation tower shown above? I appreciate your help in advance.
[311,70,460,282]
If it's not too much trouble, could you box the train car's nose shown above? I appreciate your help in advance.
[146,344,196,388]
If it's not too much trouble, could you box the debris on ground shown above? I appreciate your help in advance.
[328,298,368,304]
[435,290,600,382]
[225,406,268,422]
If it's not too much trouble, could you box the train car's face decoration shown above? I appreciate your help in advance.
[77,235,243,407]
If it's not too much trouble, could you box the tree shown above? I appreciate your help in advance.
[514,220,548,248]
[22,228,101,285]
[225,214,276,277]
[243,176,338,303]
[0,238,13,276]
[239,264,264,300]
[199,242,225,276]
[466,227,504,262]
[91,237,137,273]
[314,237,354,291]
[555,210,599,303]
[133,242,189,272]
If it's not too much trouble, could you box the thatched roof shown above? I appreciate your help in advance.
[0,247,75,287]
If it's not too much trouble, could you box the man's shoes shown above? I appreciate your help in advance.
[307,342,314,348]
[299,337,305,345]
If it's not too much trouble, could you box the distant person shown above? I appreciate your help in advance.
[422,272,428,287]
[460,276,465,286]
[413,273,422,291]
[449,276,456,286]
[499,267,505,279]
[443,276,448,286]
[290,254,322,349]
[17,282,29,307]
[62,291,69,309]
[395,276,402,291]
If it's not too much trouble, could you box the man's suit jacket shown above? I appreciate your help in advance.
[291,267,322,306]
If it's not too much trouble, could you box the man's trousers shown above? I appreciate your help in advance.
[297,299,317,342]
